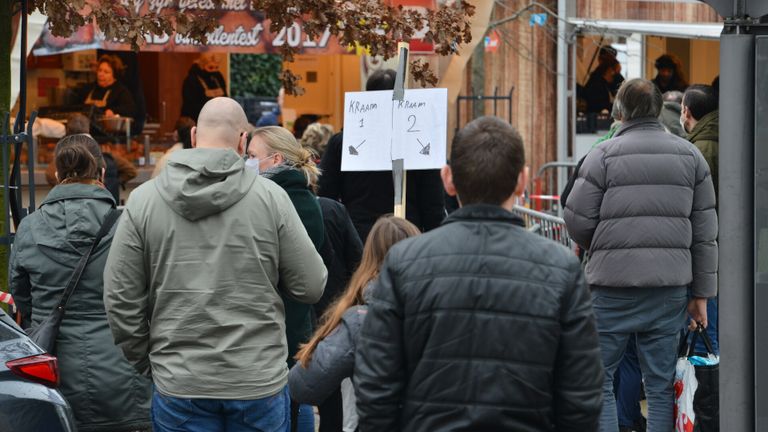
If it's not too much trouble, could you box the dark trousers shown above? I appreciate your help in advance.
[613,334,644,427]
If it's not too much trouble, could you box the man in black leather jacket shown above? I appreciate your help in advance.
[354,116,603,432]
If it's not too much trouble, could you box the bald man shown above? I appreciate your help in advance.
[104,97,326,432]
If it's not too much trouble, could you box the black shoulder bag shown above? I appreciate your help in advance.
[27,209,122,354]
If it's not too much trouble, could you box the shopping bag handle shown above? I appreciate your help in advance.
[688,323,716,357]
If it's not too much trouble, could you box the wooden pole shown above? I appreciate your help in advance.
[393,41,409,218]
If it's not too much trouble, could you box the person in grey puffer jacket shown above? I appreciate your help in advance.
[564,78,718,432]
[289,216,421,432]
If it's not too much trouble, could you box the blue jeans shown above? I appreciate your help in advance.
[152,386,291,432]
[592,286,687,432]
[295,404,314,432]
[693,296,719,355]
[613,334,644,427]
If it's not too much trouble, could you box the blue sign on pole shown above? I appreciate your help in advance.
[529,13,548,27]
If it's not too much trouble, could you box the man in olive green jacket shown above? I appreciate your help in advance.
[682,85,719,197]
[682,84,720,357]
[103,97,327,431]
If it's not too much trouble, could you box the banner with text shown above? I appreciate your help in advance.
[33,2,348,56]
[33,0,437,56]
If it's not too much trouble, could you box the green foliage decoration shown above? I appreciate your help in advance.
[230,54,282,98]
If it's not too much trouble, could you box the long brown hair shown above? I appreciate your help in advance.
[295,215,421,367]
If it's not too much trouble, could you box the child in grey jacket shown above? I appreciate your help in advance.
[289,215,421,431]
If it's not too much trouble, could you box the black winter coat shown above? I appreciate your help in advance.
[317,197,363,318]
[354,204,603,432]
[79,81,136,119]
[318,132,446,241]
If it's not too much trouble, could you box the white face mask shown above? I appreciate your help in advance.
[244,157,260,175]
[680,115,688,134]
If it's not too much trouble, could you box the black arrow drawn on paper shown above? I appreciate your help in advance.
[348,139,366,156]
[417,138,430,156]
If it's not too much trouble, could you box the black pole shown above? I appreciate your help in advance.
[508,87,514,124]
[455,96,461,133]
[9,0,27,227]
[2,113,9,245]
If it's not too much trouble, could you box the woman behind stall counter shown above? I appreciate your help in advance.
[77,54,137,119]
[181,53,228,122]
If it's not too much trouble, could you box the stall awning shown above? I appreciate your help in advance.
[568,18,723,40]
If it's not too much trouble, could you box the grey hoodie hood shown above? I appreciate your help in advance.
[156,148,257,221]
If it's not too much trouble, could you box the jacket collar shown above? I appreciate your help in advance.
[41,183,115,207]
[614,117,666,138]
[687,110,719,142]
[443,204,525,227]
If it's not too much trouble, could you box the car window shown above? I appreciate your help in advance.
[0,322,18,342]
[0,310,22,342]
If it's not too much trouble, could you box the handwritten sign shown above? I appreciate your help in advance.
[342,88,447,171]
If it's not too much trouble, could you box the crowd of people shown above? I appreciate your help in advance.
[9,66,719,432]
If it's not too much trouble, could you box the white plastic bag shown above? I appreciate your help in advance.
[674,356,698,432]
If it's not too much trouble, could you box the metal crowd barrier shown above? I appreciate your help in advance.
[512,204,575,252]
[529,161,578,216]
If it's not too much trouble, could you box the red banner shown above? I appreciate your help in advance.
[33,8,349,56]
[391,0,436,54]
[33,1,440,57]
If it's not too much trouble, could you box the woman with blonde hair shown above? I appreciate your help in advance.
[247,125,325,432]
[300,122,335,160]
[289,215,421,432]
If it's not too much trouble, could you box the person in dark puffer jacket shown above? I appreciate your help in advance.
[354,116,604,432]
[564,78,718,432]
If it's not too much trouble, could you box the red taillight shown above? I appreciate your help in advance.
[6,354,60,388]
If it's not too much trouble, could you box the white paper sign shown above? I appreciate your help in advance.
[340,90,393,172]
[341,88,448,171]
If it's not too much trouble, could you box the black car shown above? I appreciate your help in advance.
[0,309,76,431]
